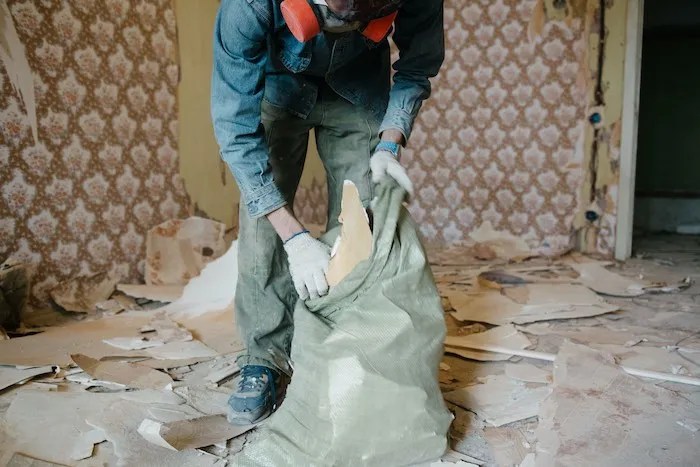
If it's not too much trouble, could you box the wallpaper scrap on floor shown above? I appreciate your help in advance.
[0,0,190,306]
[296,0,590,254]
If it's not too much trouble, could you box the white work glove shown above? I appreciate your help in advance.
[283,231,331,300]
[370,150,414,197]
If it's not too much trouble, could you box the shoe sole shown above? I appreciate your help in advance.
[227,381,287,426]
[227,406,273,426]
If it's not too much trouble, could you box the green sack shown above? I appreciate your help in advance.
[235,181,452,466]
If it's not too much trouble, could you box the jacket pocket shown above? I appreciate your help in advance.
[277,30,312,73]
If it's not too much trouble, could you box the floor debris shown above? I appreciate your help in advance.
[203,360,240,387]
[439,449,485,466]
[65,370,129,391]
[445,334,700,387]
[95,298,127,315]
[0,313,152,366]
[86,399,218,466]
[468,221,534,262]
[517,322,638,345]
[72,354,173,390]
[164,242,238,318]
[476,270,531,289]
[0,308,239,368]
[6,453,65,467]
[113,293,141,311]
[117,284,184,303]
[0,230,251,465]
[504,362,552,384]
[643,276,693,294]
[444,374,551,427]
[176,307,243,355]
[438,236,700,465]
[1,233,698,465]
[138,414,255,451]
[144,340,219,360]
[70,429,107,461]
[49,271,117,314]
[592,342,700,377]
[139,356,216,370]
[502,284,619,323]
[0,365,57,392]
[445,406,497,465]
[145,217,227,286]
[445,325,532,361]
[103,311,193,350]
[1,391,120,466]
[173,385,230,415]
[534,341,699,466]
[566,258,646,297]
[448,283,618,325]
[517,322,689,348]
[482,427,532,467]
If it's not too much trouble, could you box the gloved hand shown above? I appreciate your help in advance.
[283,231,331,300]
[370,145,414,197]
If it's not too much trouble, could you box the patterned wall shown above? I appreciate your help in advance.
[296,0,591,254]
[0,0,190,306]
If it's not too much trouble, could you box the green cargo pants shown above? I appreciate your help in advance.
[235,84,380,371]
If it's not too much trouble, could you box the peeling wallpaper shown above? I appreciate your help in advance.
[0,0,37,145]
[0,0,190,306]
[0,0,629,311]
[295,0,626,256]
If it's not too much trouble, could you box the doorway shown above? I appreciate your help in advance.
[617,0,700,259]
[634,0,700,238]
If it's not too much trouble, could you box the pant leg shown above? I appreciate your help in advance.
[315,86,380,230]
[235,101,315,370]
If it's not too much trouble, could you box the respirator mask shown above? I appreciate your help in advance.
[281,0,403,43]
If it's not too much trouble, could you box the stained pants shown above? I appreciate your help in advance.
[235,85,380,370]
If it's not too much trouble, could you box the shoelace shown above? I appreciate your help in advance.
[238,366,277,407]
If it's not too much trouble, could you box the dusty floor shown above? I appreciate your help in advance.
[440,234,700,465]
[0,235,698,466]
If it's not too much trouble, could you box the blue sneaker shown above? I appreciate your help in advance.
[227,365,281,425]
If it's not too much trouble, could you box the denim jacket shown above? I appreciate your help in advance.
[211,0,444,218]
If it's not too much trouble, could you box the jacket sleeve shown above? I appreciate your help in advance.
[211,0,287,218]
[379,0,445,143]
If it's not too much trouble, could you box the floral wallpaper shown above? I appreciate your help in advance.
[296,0,592,254]
[0,0,190,307]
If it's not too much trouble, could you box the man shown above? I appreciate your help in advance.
[211,0,444,425]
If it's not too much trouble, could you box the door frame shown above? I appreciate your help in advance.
[614,0,645,260]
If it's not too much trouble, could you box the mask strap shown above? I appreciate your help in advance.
[362,11,398,43]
